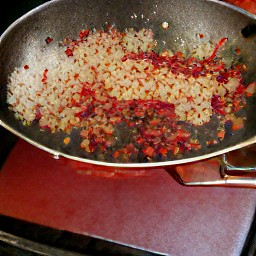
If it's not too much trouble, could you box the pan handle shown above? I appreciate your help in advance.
[167,149,256,188]
[217,153,256,187]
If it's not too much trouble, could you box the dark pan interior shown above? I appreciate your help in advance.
[1,0,256,165]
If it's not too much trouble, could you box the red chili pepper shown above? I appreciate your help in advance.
[158,147,167,157]
[79,29,90,40]
[65,48,73,57]
[41,69,48,84]
[216,72,229,84]
[45,36,53,44]
[113,151,119,158]
[90,66,96,71]
[206,37,228,62]
[23,65,29,70]
[211,94,226,115]
[234,47,241,55]
[143,147,155,158]
[35,107,42,119]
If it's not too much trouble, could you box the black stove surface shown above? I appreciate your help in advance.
[0,215,160,256]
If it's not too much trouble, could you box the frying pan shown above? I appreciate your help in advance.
[1,0,256,169]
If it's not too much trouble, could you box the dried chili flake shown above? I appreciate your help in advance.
[234,47,241,55]
[197,33,205,39]
[245,82,256,96]
[41,69,48,84]
[45,36,53,44]
[206,37,228,62]
[63,137,70,145]
[211,95,226,115]
[35,107,42,119]
[173,146,180,155]
[74,73,79,79]
[143,147,155,158]
[216,73,229,84]
[158,147,167,157]
[65,48,73,57]
[79,29,90,40]
[231,116,244,131]
[217,130,225,141]
[113,151,119,158]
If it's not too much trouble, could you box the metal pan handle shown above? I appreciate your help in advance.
[168,147,256,188]
[217,154,256,188]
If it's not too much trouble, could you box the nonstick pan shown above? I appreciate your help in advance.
[1,0,256,168]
